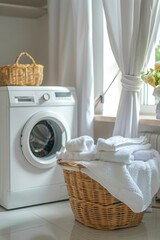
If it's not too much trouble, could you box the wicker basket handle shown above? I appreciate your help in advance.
[15,52,36,65]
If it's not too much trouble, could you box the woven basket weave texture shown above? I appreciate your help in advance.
[58,160,144,230]
[0,52,43,86]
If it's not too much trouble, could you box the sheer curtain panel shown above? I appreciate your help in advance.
[103,0,160,137]
[72,0,94,137]
[48,0,94,136]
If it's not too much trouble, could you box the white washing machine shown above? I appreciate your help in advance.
[0,86,77,209]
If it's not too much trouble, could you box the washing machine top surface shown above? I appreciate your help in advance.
[0,86,77,107]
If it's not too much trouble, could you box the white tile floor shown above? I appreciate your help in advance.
[0,200,160,240]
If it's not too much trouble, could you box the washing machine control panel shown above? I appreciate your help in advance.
[8,87,77,106]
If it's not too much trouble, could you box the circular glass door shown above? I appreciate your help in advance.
[21,111,70,168]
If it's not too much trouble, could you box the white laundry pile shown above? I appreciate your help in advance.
[56,135,160,213]
[96,135,149,151]
[56,135,96,161]
[96,136,152,164]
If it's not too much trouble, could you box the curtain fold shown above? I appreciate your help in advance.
[103,0,160,137]
[72,0,94,136]
[47,0,59,86]
[48,0,94,137]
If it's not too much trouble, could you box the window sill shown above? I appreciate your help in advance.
[94,115,160,127]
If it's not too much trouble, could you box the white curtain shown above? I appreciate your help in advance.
[71,0,94,137]
[48,0,94,137]
[48,0,59,86]
[103,0,160,137]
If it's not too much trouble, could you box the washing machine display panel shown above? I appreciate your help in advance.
[30,120,61,158]
[55,92,71,98]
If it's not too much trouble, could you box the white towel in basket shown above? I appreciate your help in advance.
[96,143,151,164]
[97,136,148,152]
[133,149,154,161]
[65,136,94,152]
[56,148,96,161]
[77,149,160,213]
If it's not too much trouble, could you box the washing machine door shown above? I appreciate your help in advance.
[21,111,70,168]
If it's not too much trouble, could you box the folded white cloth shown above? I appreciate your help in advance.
[97,136,148,152]
[133,149,154,161]
[96,143,151,164]
[56,148,96,161]
[77,149,160,213]
[65,136,94,152]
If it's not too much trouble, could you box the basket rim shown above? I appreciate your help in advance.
[57,159,85,169]
[0,63,44,68]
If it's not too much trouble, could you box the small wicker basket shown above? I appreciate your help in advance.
[57,160,144,230]
[0,52,44,86]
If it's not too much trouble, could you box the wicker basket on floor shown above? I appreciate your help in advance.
[57,160,144,230]
[0,52,43,86]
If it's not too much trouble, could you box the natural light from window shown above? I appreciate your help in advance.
[102,11,121,117]
[140,39,160,115]
[102,11,160,117]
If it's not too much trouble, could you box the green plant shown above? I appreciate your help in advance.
[141,64,160,87]
[156,41,160,62]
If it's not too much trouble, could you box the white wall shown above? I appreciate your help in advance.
[0,14,48,84]
[0,8,159,143]
[94,120,160,142]
[94,121,114,141]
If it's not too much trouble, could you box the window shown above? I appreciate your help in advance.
[156,41,160,61]
[140,40,160,115]
[94,2,160,117]
[93,3,121,116]
[102,10,121,117]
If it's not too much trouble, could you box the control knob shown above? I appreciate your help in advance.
[43,93,50,101]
